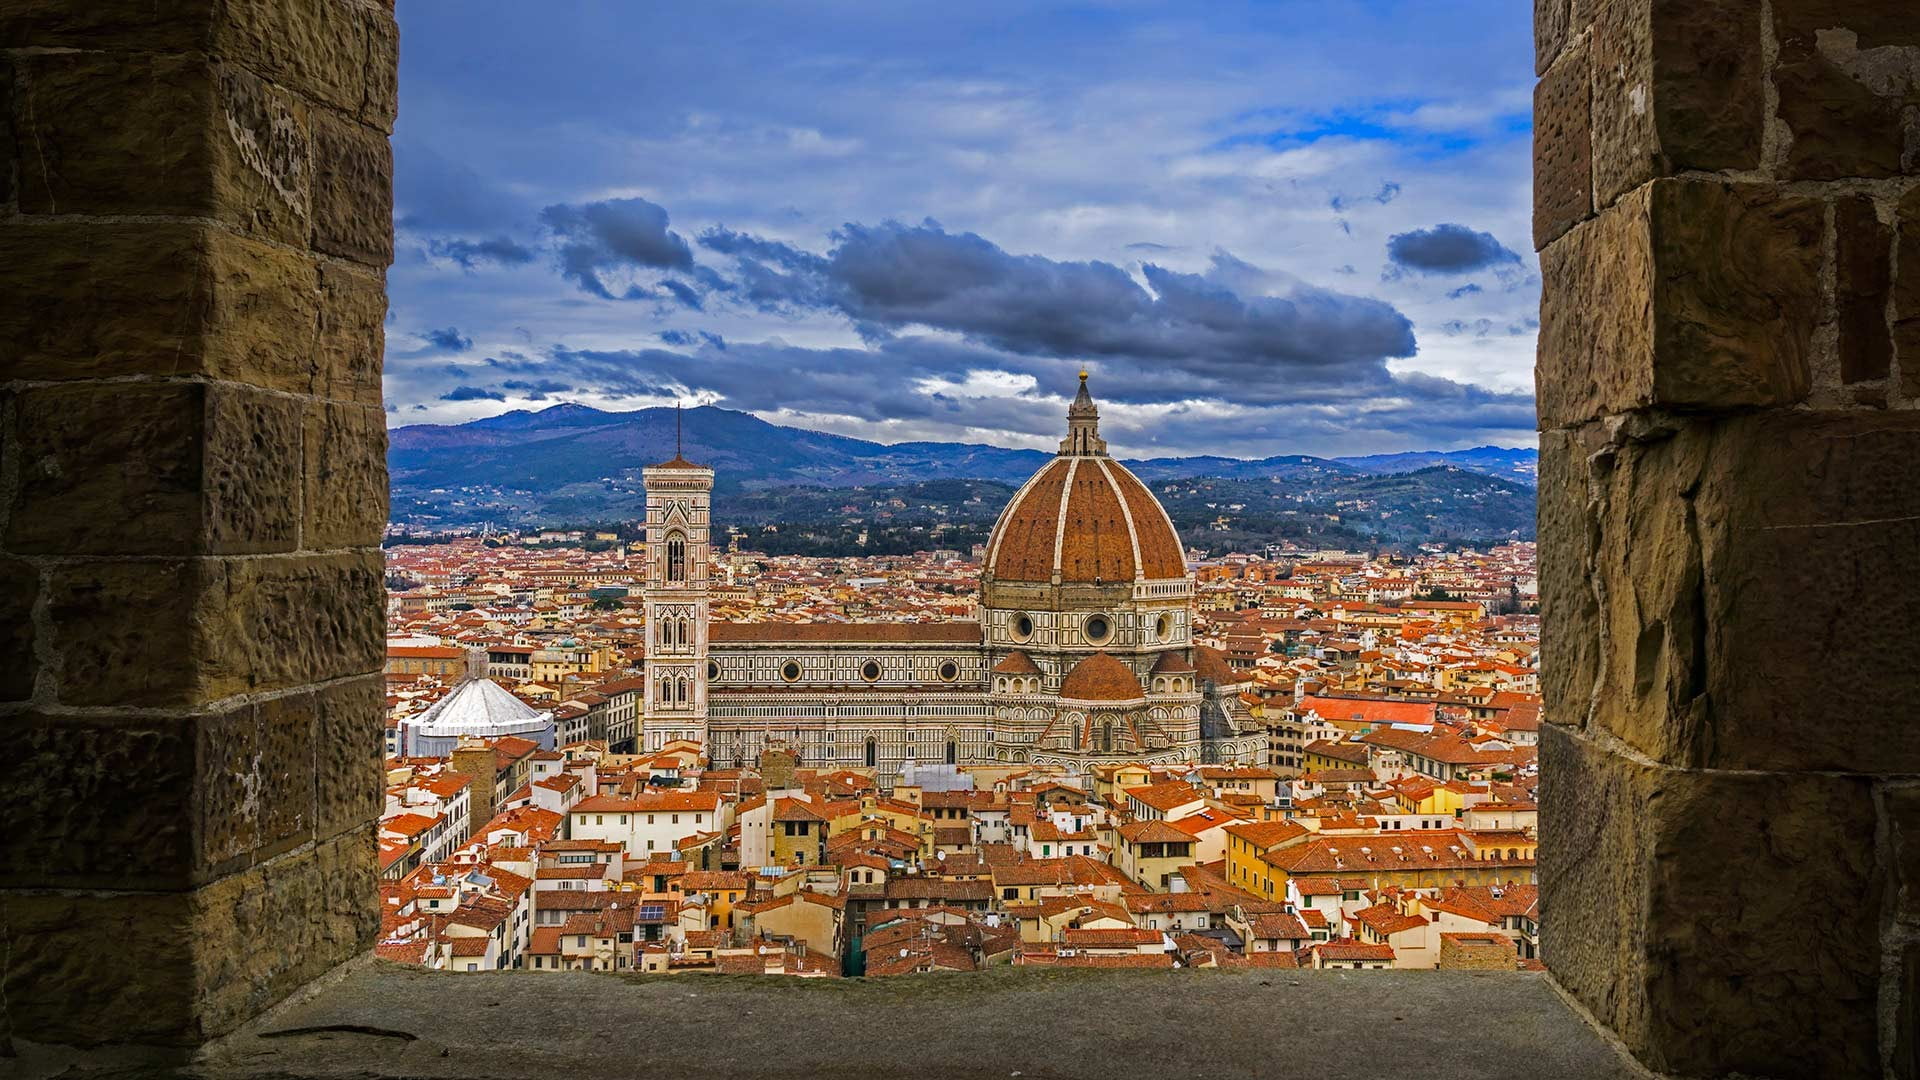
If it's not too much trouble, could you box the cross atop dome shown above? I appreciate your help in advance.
[1060,368,1107,456]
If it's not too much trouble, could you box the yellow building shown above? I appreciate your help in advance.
[771,798,829,867]
[1111,820,1196,892]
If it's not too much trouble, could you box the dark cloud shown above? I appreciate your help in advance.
[696,220,1415,399]
[1386,223,1521,274]
[441,385,506,402]
[541,197,694,299]
[427,236,536,269]
[659,330,727,349]
[1446,283,1482,299]
[1125,241,1178,252]
[500,378,573,401]
[424,327,473,352]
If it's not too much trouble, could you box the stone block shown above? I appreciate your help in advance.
[197,692,318,877]
[1902,943,1920,1080]
[46,560,203,707]
[314,674,385,839]
[6,381,301,556]
[0,0,216,53]
[1538,724,1652,1038]
[309,107,393,266]
[9,52,310,239]
[1533,37,1592,248]
[1543,725,1883,1078]
[362,11,400,132]
[191,830,380,1040]
[304,399,389,549]
[7,382,204,555]
[205,383,305,554]
[0,556,39,701]
[1536,0,1573,76]
[2,700,319,889]
[0,222,205,381]
[1772,2,1920,180]
[1534,429,1599,729]
[0,224,324,392]
[1898,187,1920,398]
[199,551,387,701]
[1590,0,1765,207]
[1,55,15,210]
[0,889,198,1047]
[315,262,388,404]
[1,713,195,889]
[1835,194,1894,384]
[216,0,376,120]
[1550,410,1920,773]
[199,226,326,391]
[1537,180,1821,428]
[49,553,381,708]
[1890,784,1920,928]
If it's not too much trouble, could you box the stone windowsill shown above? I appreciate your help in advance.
[41,962,1644,1080]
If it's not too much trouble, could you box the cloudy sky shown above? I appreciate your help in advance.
[387,1,1539,457]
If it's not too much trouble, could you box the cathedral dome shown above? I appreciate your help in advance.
[1059,651,1146,703]
[984,373,1186,585]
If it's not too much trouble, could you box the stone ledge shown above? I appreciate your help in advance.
[13,963,1645,1080]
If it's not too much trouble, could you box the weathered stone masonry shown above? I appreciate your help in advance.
[0,0,394,1049]
[1535,1,1920,1076]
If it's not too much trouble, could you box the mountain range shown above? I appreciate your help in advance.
[388,403,1538,548]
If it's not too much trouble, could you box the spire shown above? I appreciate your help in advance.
[1060,367,1107,456]
[676,400,683,456]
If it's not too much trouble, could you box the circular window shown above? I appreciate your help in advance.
[1084,613,1113,645]
[860,659,882,682]
[938,660,960,682]
[1012,613,1035,641]
[1155,613,1174,639]
[707,660,720,680]
[780,660,802,683]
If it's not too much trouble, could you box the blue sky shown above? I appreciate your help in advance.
[387,1,1539,457]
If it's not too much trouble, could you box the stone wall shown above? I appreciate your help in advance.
[1535,2,1920,1076]
[0,0,395,1050]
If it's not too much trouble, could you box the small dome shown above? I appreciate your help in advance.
[413,678,552,740]
[993,650,1042,675]
[1059,652,1145,702]
[1150,651,1196,675]
[983,374,1185,585]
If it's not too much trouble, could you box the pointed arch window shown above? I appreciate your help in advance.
[945,740,957,765]
[864,737,877,768]
[665,533,687,583]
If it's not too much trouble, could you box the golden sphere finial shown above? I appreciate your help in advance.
[1078,367,1089,382]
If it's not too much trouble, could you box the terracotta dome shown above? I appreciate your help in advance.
[984,374,1185,584]
[1058,651,1145,702]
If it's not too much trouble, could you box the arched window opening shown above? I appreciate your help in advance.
[666,534,687,583]
[945,740,957,765]
[864,737,877,768]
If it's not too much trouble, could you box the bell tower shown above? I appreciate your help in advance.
[640,408,714,753]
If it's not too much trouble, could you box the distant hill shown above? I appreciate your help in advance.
[1334,446,1538,486]
[388,402,1537,547]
